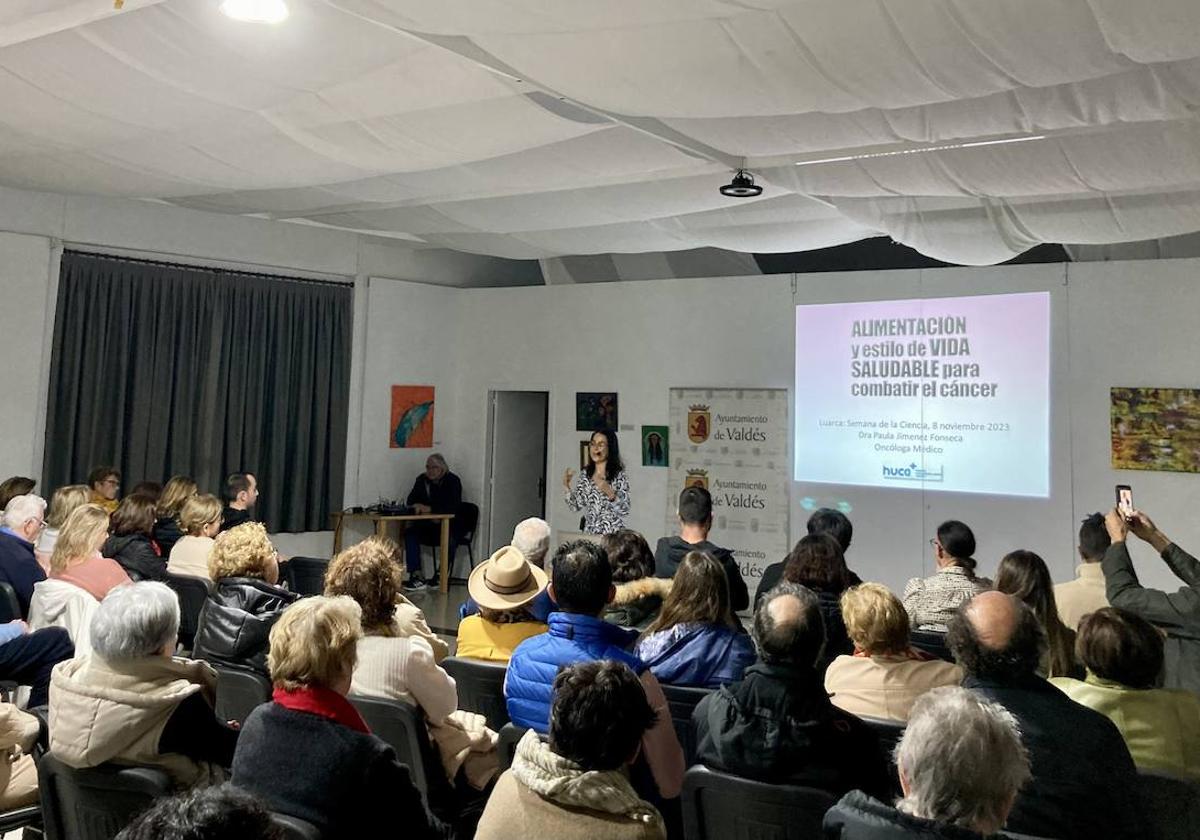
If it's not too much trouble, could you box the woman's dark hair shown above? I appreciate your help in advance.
[550,660,658,771]
[783,533,851,593]
[806,508,853,552]
[129,481,163,503]
[114,783,283,840]
[643,551,738,636]
[1076,607,1164,689]
[109,493,157,538]
[0,476,36,511]
[936,520,978,576]
[1078,513,1111,561]
[602,529,655,583]
[87,465,121,488]
[995,550,1076,677]
[584,429,624,480]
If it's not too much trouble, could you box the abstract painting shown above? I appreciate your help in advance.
[576,392,618,431]
[391,385,435,448]
[1111,387,1200,472]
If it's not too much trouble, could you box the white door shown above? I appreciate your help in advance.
[486,391,548,555]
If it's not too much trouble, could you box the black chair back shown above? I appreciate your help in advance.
[270,812,324,840]
[284,557,329,597]
[660,684,710,766]
[681,764,838,840]
[1137,768,1200,840]
[0,581,22,623]
[909,630,954,662]
[212,664,272,725]
[453,503,480,569]
[348,695,444,799]
[164,573,212,650]
[38,753,172,840]
[859,715,905,755]
[496,722,530,773]
[440,656,510,730]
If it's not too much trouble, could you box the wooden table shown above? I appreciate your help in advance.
[331,511,455,593]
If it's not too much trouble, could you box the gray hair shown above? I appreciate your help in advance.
[90,582,180,660]
[752,581,825,667]
[427,454,448,471]
[896,686,1031,834]
[2,494,46,530]
[512,518,551,570]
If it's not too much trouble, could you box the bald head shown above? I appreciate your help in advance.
[948,590,1046,682]
[964,591,1021,651]
[754,582,825,667]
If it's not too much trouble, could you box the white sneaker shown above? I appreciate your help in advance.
[406,578,429,591]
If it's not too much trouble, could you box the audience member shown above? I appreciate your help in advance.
[230,596,451,837]
[34,484,90,570]
[457,546,549,663]
[0,494,48,617]
[477,661,666,840]
[404,454,463,589]
[603,529,669,628]
[824,687,1031,840]
[130,481,163,502]
[87,465,122,514]
[154,475,197,559]
[506,540,684,798]
[782,533,855,672]
[115,783,284,840]
[103,493,166,582]
[1054,512,1111,630]
[824,583,961,721]
[948,591,1140,839]
[192,522,298,676]
[903,520,991,632]
[49,582,237,786]
[0,477,35,514]
[995,549,1079,678]
[167,493,223,579]
[654,486,748,611]
[1102,507,1200,693]
[460,518,555,623]
[219,473,258,533]
[1051,607,1200,782]
[755,508,862,607]
[635,551,754,688]
[48,504,131,599]
[693,582,889,796]
[0,699,41,810]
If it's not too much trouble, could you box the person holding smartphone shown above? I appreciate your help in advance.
[1103,505,1200,694]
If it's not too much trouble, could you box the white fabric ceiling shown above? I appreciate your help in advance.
[2,0,1200,264]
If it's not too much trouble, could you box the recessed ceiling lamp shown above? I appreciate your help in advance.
[220,0,289,24]
[720,169,763,198]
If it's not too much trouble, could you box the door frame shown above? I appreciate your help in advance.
[482,387,552,556]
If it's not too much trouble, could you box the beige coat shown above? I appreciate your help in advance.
[49,654,225,787]
[0,703,40,809]
[394,595,449,663]
[824,654,963,721]
[167,536,215,580]
[1053,563,1108,631]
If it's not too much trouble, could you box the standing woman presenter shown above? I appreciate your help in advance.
[563,429,630,535]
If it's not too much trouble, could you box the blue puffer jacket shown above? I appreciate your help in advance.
[505,612,644,732]
[635,623,756,689]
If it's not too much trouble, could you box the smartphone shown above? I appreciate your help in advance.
[1116,484,1134,518]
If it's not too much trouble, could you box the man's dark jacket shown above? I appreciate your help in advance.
[824,791,1024,839]
[0,530,46,618]
[654,535,749,611]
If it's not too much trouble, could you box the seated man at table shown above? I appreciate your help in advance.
[404,454,463,590]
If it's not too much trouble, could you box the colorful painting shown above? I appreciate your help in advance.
[576,392,618,431]
[1111,387,1200,472]
[642,425,668,467]
[391,385,435,448]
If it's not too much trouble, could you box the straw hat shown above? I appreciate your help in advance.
[468,545,548,611]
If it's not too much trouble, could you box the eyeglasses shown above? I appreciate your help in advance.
[102,479,120,487]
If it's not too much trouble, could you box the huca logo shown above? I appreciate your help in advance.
[882,463,944,482]
[684,469,709,490]
[687,404,711,443]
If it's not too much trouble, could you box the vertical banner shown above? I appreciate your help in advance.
[668,388,791,600]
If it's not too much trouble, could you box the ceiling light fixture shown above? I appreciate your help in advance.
[794,134,1046,167]
[220,0,289,24]
[720,169,763,198]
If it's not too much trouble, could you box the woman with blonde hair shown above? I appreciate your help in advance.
[153,476,198,559]
[34,484,91,570]
[824,583,961,721]
[167,494,223,579]
[47,505,131,600]
[230,596,449,837]
[634,551,754,688]
[192,523,298,676]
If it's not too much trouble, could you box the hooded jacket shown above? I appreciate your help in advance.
[103,533,166,582]
[653,536,749,611]
[152,517,185,560]
[192,576,299,675]
[603,577,671,628]
[49,655,225,787]
[28,578,97,656]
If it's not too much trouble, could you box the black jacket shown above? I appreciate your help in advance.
[824,791,1021,839]
[219,506,253,534]
[755,562,862,610]
[192,577,299,675]
[103,533,166,582]
[407,472,463,516]
[693,662,890,797]
[964,673,1141,840]
[152,517,185,560]
[654,536,750,612]
[232,702,451,838]
[813,589,854,674]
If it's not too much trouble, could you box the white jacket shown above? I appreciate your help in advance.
[29,579,97,656]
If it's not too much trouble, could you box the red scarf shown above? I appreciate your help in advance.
[272,685,370,734]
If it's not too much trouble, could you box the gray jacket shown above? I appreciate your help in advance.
[1103,540,1200,694]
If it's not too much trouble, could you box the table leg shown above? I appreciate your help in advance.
[332,514,344,555]
[439,518,451,593]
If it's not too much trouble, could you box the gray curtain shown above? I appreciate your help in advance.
[43,251,351,533]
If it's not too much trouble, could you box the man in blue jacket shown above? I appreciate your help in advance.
[505,539,685,799]
[0,495,48,618]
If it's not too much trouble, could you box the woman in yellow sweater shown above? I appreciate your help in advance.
[457,546,548,662]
